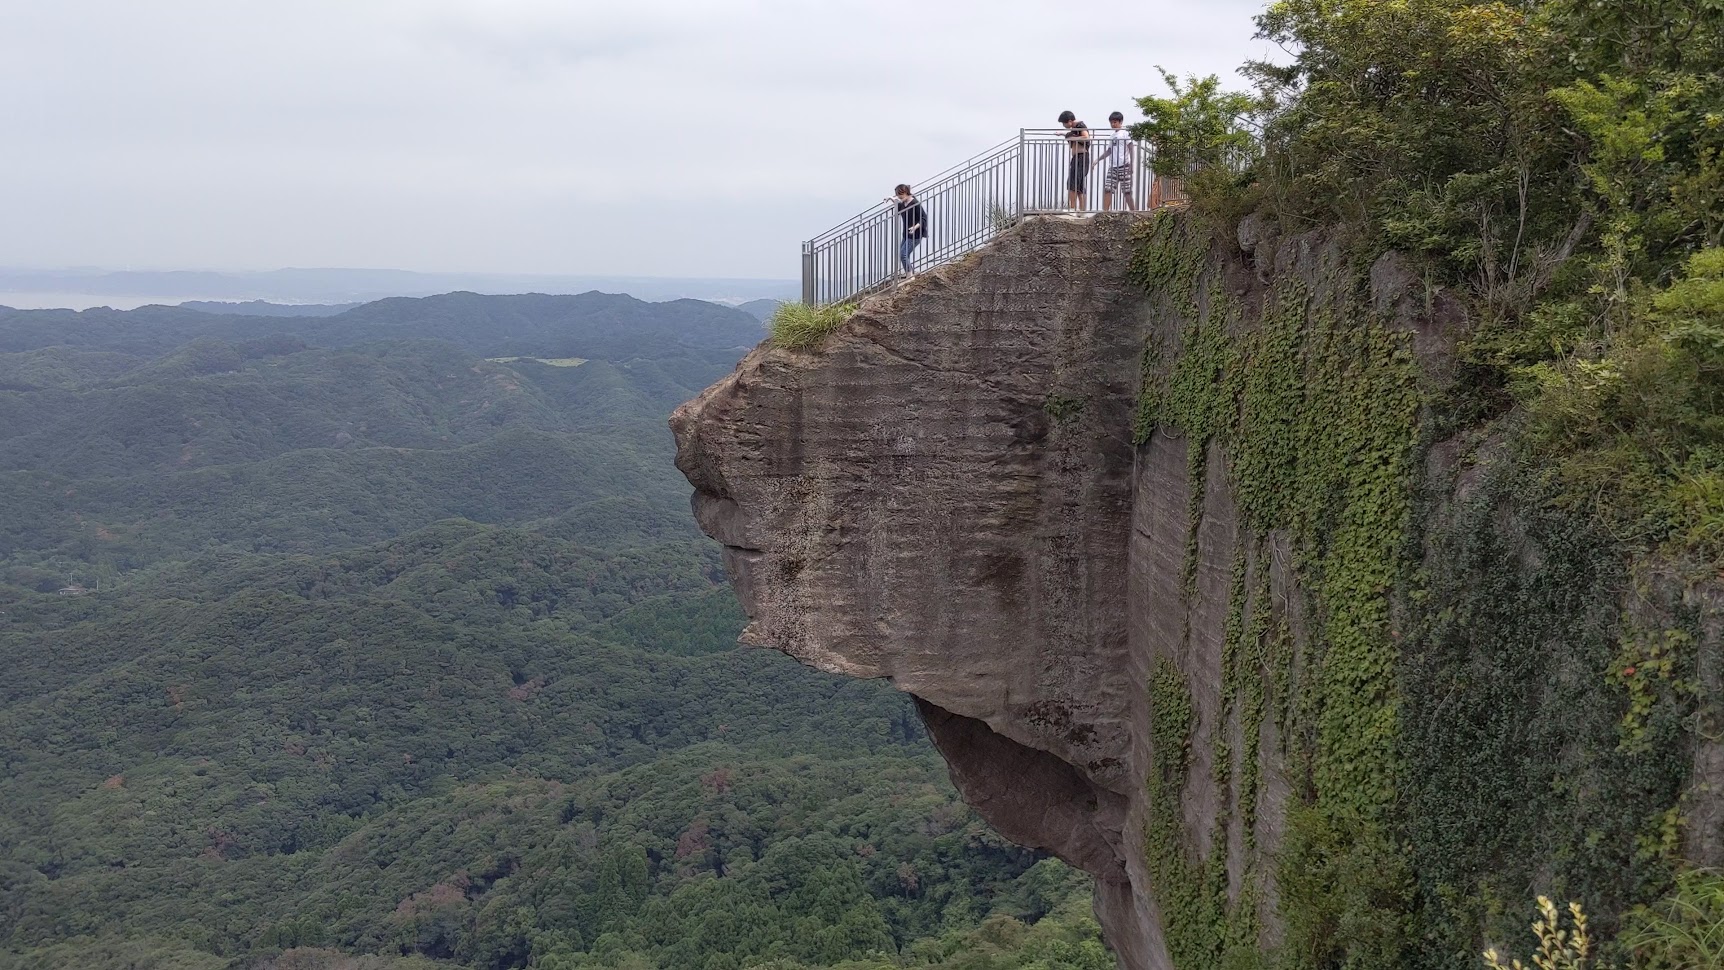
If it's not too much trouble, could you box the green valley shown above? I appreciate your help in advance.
[0,295,1102,970]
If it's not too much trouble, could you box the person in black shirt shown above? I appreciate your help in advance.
[1059,110,1091,209]
[891,184,927,276]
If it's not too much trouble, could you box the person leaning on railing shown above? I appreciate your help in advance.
[1058,110,1091,209]
[889,184,928,277]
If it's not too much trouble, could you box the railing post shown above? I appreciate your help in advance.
[1015,129,1026,216]
[801,242,816,305]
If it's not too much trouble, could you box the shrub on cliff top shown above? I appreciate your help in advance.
[770,301,858,349]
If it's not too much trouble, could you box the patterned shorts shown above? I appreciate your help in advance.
[1105,164,1132,191]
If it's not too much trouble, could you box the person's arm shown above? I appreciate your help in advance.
[908,202,924,234]
[1091,143,1107,169]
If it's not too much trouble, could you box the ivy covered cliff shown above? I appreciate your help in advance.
[674,1,1724,968]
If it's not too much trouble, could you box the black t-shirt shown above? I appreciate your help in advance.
[897,198,928,240]
[1066,121,1089,155]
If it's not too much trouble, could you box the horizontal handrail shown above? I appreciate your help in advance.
[800,129,1175,306]
[808,136,1021,248]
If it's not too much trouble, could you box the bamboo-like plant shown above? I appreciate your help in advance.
[1483,897,1598,970]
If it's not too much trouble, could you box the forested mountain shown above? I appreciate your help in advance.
[179,302,361,317]
[0,267,796,309]
[0,295,1104,970]
[0,292,761,360]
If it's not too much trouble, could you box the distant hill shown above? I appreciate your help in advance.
[0,290,766,361]
[737,298,783,322]
[0,295,756,578]
[178,299,360,317]
[0,266,797,309]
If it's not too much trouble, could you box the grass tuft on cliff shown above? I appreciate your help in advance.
[770,301,857,349]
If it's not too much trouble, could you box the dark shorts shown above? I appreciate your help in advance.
[1067,155,1088,193]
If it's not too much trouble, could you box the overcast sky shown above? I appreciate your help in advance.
[2,1,1271,280]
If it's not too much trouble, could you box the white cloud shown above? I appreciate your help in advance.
[0,0,1269,278]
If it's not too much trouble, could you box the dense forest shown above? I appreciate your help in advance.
[1120,1,1724,969]
[0,295,1104,969]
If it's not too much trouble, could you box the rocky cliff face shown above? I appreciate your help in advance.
[674,216,1206,968]
[672,214,1723,970]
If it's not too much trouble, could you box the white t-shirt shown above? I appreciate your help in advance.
[1104,127,1133,167]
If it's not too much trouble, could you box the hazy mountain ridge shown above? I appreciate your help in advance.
[179,300,361,317]
[0,290,766,358]
[0,267,797,310]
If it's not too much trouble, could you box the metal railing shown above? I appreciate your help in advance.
[800,128,1176,306]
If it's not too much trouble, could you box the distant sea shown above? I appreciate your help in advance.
[0,292,319,311]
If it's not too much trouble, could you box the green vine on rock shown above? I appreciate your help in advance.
[1145,656,1234,970]
[1132,211,1422,970]
[1129,211,1205,321]
[1614,622,1698,756]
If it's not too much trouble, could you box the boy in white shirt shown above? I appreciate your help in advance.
[1095,111,1137,212]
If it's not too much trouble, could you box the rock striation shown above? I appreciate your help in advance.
[674,216,1189,968]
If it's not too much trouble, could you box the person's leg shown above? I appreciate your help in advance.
[1068,156,1089,209]
[899,237,913,274]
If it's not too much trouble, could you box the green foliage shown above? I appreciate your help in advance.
[1246,0,1578,288]
[770,303,859,350]
[1128,70,1263,226]
[594,587,751,657]
[1041,393,1086,425]
[1125,2,1724,969]
[1141,649,1267,970]
[1542,0,1724,78]
[1223,0,1724,557]
[1551,73,1724,302]
[0,298,1094,970]
[722,894,1111,970]
[1516,248,1724,559]
[1620,869,1724,970]
[0,936,235,970]
[1400,461,1694,970]
[1131,212,1421,969]
[0,297,752,586]
[1126,211,1205,322]
[1277,806,1411,970]
[1130,69,1260,180]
